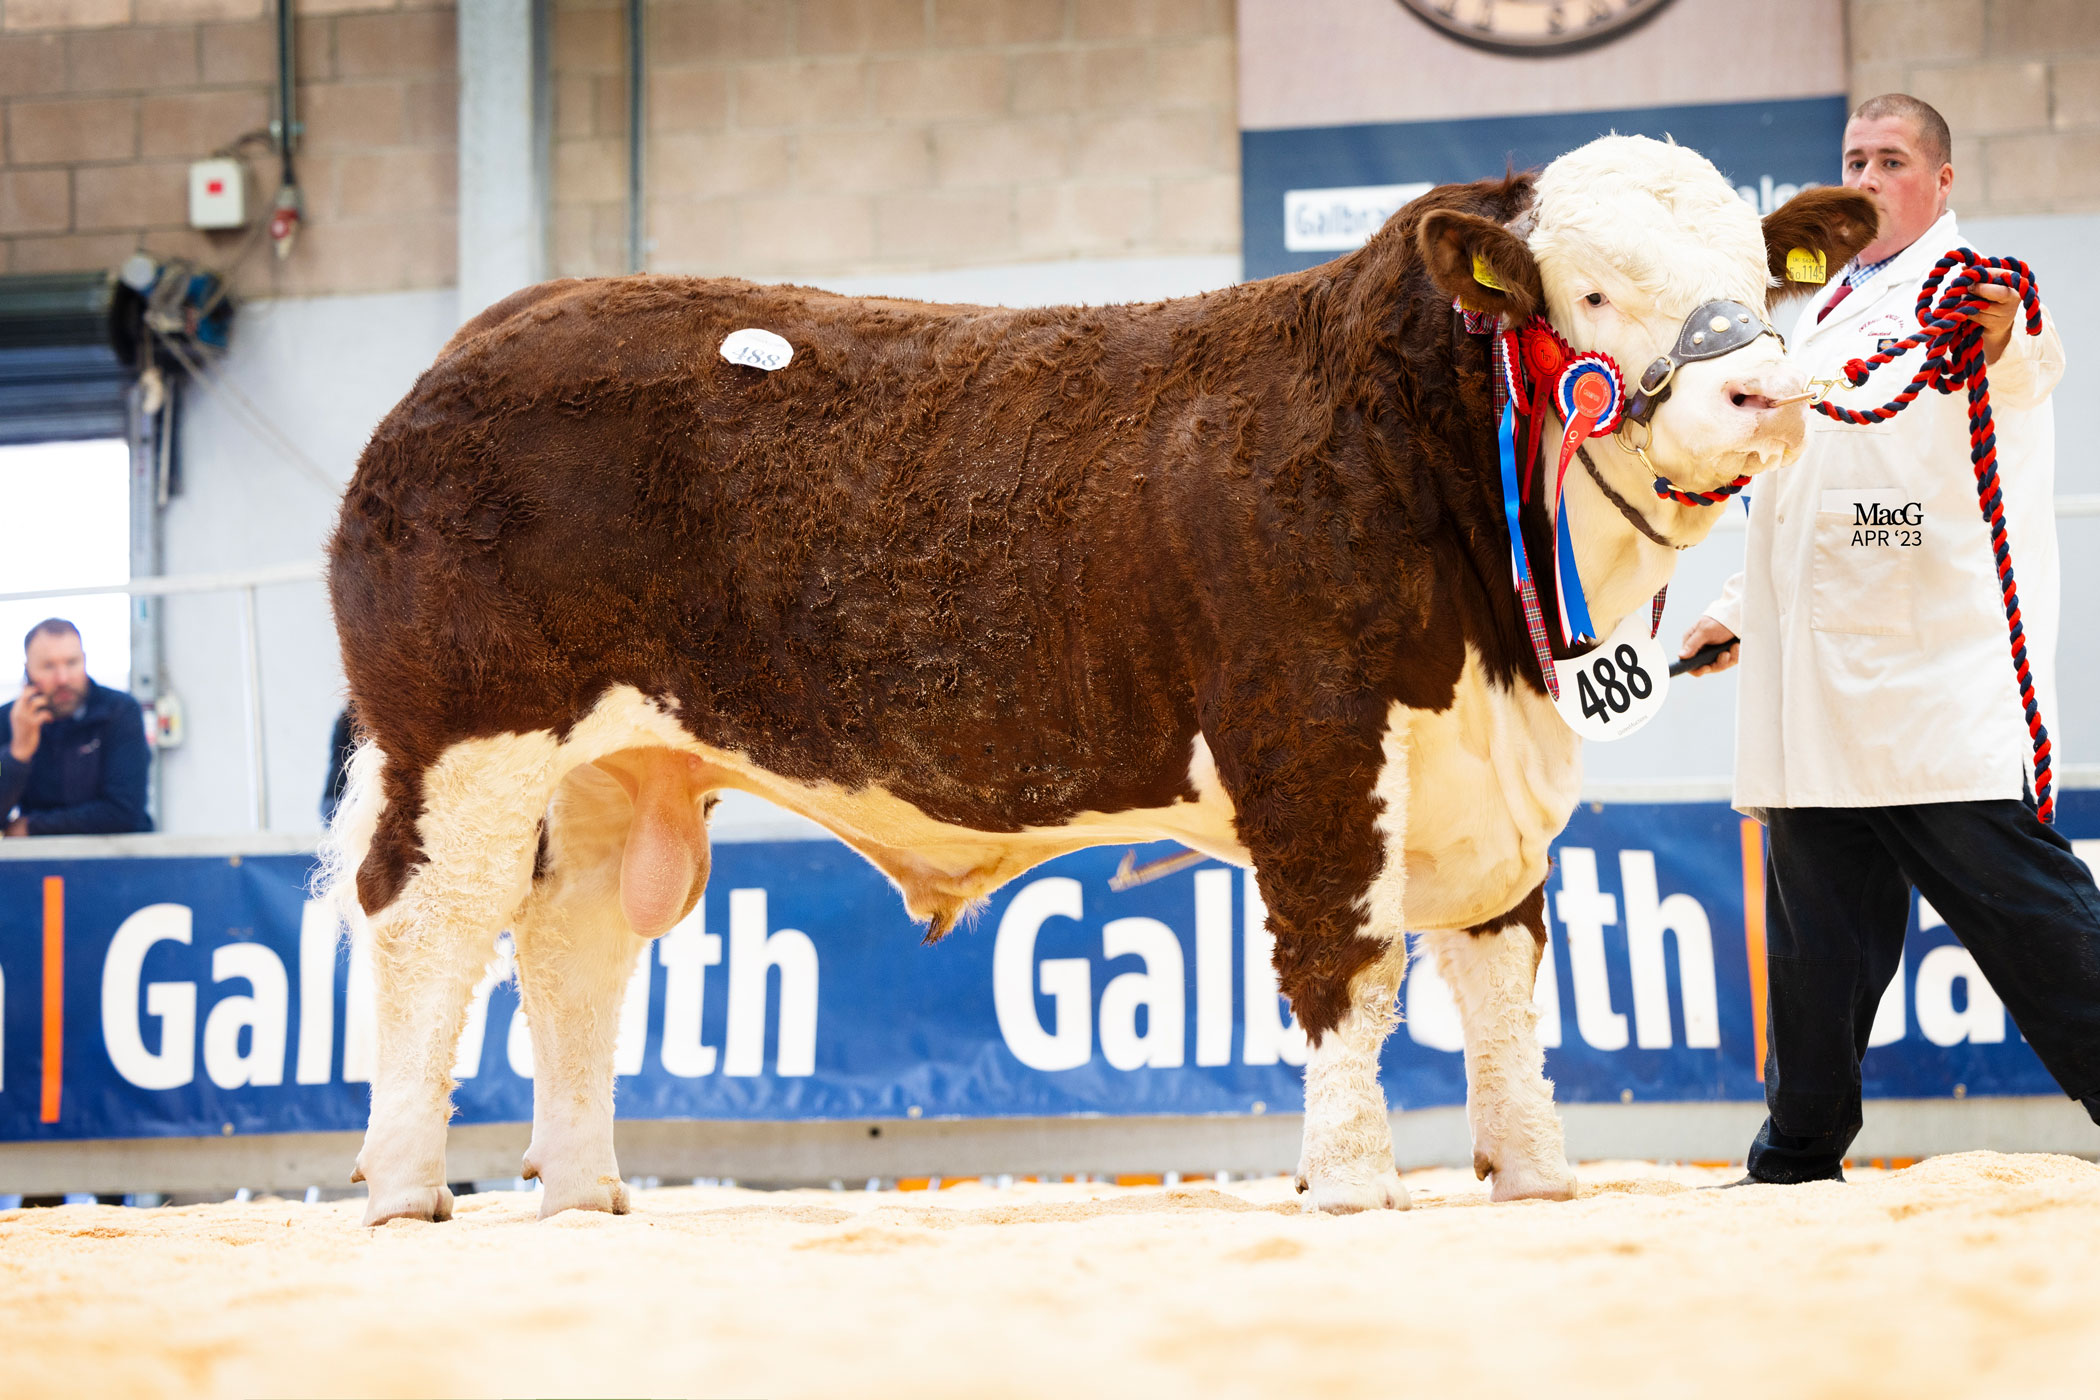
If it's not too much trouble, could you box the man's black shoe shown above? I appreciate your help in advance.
[1703,1168,1845,1189]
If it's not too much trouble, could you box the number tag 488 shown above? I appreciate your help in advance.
[1550,609,1669,741]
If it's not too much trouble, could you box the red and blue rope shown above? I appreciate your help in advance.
[1653,472,1753,508]
[1813,249,2053,821]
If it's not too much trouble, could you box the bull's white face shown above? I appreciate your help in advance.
[1528,136,1808,490]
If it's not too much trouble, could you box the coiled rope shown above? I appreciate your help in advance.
[1813,249,2053,821]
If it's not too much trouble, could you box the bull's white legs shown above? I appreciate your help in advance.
[355,918,505,1224]
[511,768,650,1217]
[511,761,704,1218]
[1294,943,1411,1213]
[1423,920,1576,1202]
[512,906,647,1218]
[349,734,560,1226]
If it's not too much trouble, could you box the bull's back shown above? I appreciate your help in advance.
[331,275,1227,827]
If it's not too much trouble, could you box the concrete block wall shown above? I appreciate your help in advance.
[0,0,460,296]
[1850,0,2100,215]
[553,0,1241,282]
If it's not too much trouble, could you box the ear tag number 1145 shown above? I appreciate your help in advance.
[1551,608,1669,741]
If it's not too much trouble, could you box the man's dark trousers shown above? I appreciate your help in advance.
[1746,798,2100,1183]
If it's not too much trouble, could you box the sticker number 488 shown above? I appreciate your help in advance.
[1576,644,1654,724]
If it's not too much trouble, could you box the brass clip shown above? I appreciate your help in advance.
[1768,378,1838,408]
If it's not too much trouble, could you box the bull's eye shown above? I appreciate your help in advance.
[1584,292,1606,307]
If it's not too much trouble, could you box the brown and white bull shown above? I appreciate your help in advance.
[322,135,1873,1224]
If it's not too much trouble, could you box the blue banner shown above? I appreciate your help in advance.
[2,793,2089,1143]
[1241,95,1849,280]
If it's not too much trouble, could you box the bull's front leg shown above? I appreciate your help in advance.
[1421,886,1577,1202]
[1294,942,1411,1212]
[1221,706,1412,1214]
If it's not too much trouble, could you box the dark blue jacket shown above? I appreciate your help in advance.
[0,679,154,835]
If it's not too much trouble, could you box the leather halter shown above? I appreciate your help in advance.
[1619,298,1782,428]
[1576,443,1685,550]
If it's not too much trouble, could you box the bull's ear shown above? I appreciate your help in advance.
[1418,210,1544,321]
[1762,186,1878,299]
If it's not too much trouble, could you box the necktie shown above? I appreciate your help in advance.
[1816,281,1854,323]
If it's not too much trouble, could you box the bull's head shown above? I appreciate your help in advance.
[1419,135,1876,530]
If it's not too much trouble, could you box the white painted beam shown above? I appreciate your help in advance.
[457,0,549,324]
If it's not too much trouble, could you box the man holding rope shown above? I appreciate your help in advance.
[1681,94,2100,1183]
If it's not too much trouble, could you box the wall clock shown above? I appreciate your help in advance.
[1396,0,1678,56]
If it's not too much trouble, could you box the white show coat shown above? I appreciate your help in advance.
[1706,211,2067,812]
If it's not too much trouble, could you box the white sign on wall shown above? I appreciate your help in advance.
[1282,182,1433,252]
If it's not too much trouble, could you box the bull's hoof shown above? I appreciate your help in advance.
[1297,1165,1411,1214]
[363,1183,454,1226]
[1487,1158,1578,1203]
[527,1162,631,1219]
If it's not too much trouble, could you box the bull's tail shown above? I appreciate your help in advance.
[312,738,388,946]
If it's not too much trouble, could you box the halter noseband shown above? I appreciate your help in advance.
[1619,298,1781,426]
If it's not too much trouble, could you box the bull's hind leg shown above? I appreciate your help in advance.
[1421,886,1576,1202]
[352,733,561,1226]
[513,752,709,1218]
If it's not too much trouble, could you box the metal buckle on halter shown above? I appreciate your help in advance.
[1614,415,1657,472]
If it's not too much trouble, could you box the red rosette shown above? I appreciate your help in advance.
[1553,351,1627,436]
[1519,321,1567,389]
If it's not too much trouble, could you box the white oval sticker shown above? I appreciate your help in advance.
[720,327,793,371]
[1551,608,1669,742]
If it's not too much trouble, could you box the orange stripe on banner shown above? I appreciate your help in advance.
[1740,819,1768,1084]
[40,876,63,1123]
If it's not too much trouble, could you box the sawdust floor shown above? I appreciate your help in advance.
[3,1152,2097,1399]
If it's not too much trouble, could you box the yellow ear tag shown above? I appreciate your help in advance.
[1471,251,1507,293]
[1786,247,1827,284]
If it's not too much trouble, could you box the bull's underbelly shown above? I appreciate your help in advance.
[458,659,1576,940]
[544,686,1247,928]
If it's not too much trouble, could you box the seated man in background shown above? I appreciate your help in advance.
[0,618,152,837]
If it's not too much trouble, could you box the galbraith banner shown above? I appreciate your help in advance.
[3,795,2091,1143]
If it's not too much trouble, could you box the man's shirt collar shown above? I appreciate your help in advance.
[1843,251,1899,288]
[1836,211,1964,295]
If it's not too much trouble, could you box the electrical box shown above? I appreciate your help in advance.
[188,158,246,230]
[151,693,184,750]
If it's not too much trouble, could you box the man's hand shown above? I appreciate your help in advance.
[3,816,26,837]
[9,689,49,763]
[1679,615,1741,676]
[1966,280,2019,364]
